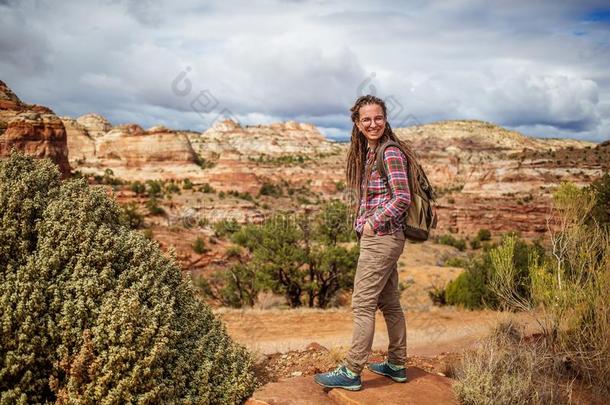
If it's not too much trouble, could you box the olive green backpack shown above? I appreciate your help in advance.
[375,140,438,242]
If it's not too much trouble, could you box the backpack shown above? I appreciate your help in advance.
[375,140,438,242]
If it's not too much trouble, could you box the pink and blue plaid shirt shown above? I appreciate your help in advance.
[354,144,411,236]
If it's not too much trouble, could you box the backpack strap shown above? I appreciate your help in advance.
[375,141,404,181]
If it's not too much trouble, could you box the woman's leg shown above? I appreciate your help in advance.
[344,232,405,374]
[377,259,407,366]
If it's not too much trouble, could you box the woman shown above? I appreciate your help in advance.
[315,94,422,391]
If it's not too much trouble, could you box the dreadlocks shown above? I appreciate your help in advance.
[345,94,423,215]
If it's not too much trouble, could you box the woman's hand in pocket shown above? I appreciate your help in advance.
[363,221,375,236]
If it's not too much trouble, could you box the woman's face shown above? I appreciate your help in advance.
[356,103,386,145]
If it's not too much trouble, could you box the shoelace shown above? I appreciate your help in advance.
[327,367,344,378]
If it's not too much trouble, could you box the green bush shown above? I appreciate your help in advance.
[438,234,467,251]
[164,181,181,194]
[192,236,206,254]
[477,229,492,241]
[129,180,146,195]
[145,197,165,216]
[587,172,610,229]
[145,179,162,197]
[120,202,144,229]
[0,152,257,404]
[213,218,241,238]
[199,183,215,193]
[259,182,282,197]
[443,233,542,310]
[445,269,489,309]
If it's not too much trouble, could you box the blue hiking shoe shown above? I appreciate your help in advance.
[314,365,362,391]
[367,360,408,382]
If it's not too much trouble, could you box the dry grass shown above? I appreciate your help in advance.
[453,320,573,405]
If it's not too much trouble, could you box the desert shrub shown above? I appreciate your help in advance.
[443,256,469,268]
[470,238,481,250]
[453,320,571,404]
[225,245,242,259]
[194,153,215,169]
[428,285,447,306]
[213,218,241,238]
[182,178,193,190]
[586,172,610,229]
[438,234,467,251]
[192,236,206,254]
[145,179,162,197]
[227,190,254,202]
[199,183,215,193]
[129,180,146,195]
[164,181,181,194]
[120,201,144,229]
[443,234,542,310]
[445,269,489,309]
[0,152,257,404]
[477,228,492,241]
[145,197,165,216]
[258,182,282,197]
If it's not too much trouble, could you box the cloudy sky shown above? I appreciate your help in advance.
[1,0,609,142]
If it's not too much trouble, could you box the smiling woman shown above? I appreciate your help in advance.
[314,94,424,391]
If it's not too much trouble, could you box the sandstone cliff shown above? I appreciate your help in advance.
[0,80,71,177]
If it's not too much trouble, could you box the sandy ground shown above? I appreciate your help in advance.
[218,307,543,356]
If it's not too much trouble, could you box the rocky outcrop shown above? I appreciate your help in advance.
[97,124,197,165]
[246,367,458,405]
[61,116,96,165]
[0,80,71,177]
[191,119,341,159]
[76,113,112,138]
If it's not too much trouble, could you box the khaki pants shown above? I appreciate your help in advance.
[345,230,407,374]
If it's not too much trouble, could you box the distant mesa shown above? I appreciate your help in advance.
[0,80,71,177]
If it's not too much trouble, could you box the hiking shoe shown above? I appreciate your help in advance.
[314,365,362,391]
[367,360,408,382]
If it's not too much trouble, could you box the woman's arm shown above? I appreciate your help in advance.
[367,146,411,232]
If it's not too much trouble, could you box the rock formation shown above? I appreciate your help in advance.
[192,119,340,159]
[0,80,71,177]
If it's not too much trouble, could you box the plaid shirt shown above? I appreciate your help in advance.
[354,145,411,236]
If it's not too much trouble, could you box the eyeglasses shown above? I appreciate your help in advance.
[359,116,385,127]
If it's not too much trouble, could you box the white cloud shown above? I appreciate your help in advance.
[1,0,609,142]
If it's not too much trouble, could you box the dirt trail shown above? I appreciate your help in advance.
[218,307,542,355]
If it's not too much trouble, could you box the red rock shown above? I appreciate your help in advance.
[0,80,71,177]
[328,367,459,405]
[246,375,334,405]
